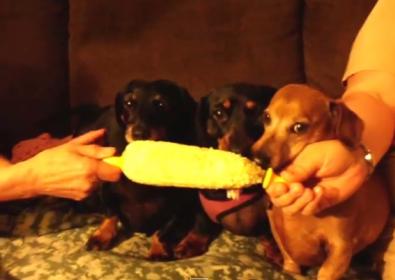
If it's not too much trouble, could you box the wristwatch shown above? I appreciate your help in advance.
[360,144,375,176]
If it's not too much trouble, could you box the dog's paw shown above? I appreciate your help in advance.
[147,232,173,261]
[85,217,119,251]
[173,231,210,259]
[85,235,114,251]
[260,237,283,267]
[283,259,301,275]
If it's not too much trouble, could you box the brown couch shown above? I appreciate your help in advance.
[0,0,379,279]
[0,0,377,151]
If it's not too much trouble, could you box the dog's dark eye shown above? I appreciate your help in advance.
[291,122,309,134]
[152,99,167,112]
[212,109,227,122]
[262,111,271,125]
[125,100,136,108]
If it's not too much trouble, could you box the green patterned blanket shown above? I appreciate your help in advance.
[0,197,380,280]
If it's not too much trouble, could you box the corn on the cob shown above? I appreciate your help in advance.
[104,140,284,189]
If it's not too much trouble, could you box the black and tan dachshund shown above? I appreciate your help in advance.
[196,82,281,262]
[79,79,219,260]
[197,82,275,234]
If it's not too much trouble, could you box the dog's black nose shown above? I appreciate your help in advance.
[254,154,271,169]
[229,146,242,155]
[132,126,150,139]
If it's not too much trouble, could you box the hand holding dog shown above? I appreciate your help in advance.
[267,140,370,215]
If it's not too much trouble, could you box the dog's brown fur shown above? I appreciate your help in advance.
[252,84,389,280]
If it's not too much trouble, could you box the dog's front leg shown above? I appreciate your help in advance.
[86,216,119,250]
[283,257,301,275]
[267,210,301,275]
[317,242,352,280]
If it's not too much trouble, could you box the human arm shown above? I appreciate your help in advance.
[342,0,395,163]
[0,129,121,202]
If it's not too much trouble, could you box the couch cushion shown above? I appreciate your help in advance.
[303,0,377,98]
[69,0,305,105]
[0,0,69,154]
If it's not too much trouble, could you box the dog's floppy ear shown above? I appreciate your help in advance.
[177,86,197,119]
[115,79,146,127]
[256,85,277,107]
[197,95,209,131]
[329,101,364,147]
[196,95,210,145]
[196,94,217,147]
[175,86,198,144]
[115,91,126,127]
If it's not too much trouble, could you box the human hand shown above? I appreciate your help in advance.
[25,129,121,200]
[266,140,370,215]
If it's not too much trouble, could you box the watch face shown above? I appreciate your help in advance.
[360,144,374,175]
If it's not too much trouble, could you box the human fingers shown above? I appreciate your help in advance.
[66,175,103,200]
[301,187,324,215]
[74,144,117,159]
[96,161,122,182]
[270,183,304,208]
[61,187,96,201]
[282,188,314,215]
[54,189,91,201]
[317,186,340,211]
[266,182,289,198]
[70,129,106,145]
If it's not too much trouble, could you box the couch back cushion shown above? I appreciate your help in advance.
[0,0,69,153]
[303,0,377,98]
[69,0,305,105]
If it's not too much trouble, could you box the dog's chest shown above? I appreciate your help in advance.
[269,210,327,266]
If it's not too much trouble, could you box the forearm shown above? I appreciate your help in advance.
[0,160,38,201]
[341,0,395,163]
[343,71,395,164]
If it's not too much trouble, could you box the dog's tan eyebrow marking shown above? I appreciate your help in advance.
[245,100,256,110]
[222,99,231,109]
[127,93,137,100]
[124,93,137,104]
[153,94,162,100]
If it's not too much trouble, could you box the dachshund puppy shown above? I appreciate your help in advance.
[252,84,389,279]
[83,79,218,260]
[197,83,276,234]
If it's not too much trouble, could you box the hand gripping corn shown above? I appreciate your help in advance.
[104,140,284,190]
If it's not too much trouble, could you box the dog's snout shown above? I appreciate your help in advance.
[253,153,271,169]
[132,126,150,140]
[229,146,242,155]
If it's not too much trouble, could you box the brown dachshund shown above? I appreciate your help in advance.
[252,84,389,279]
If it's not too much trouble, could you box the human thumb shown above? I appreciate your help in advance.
[280,150,321,183]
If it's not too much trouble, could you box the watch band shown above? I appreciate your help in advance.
[360,144,375,176]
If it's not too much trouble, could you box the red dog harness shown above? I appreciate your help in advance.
[199,186,264,223]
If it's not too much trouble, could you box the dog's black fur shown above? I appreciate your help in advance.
[197,82,276,235]
[79,79,219,259]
